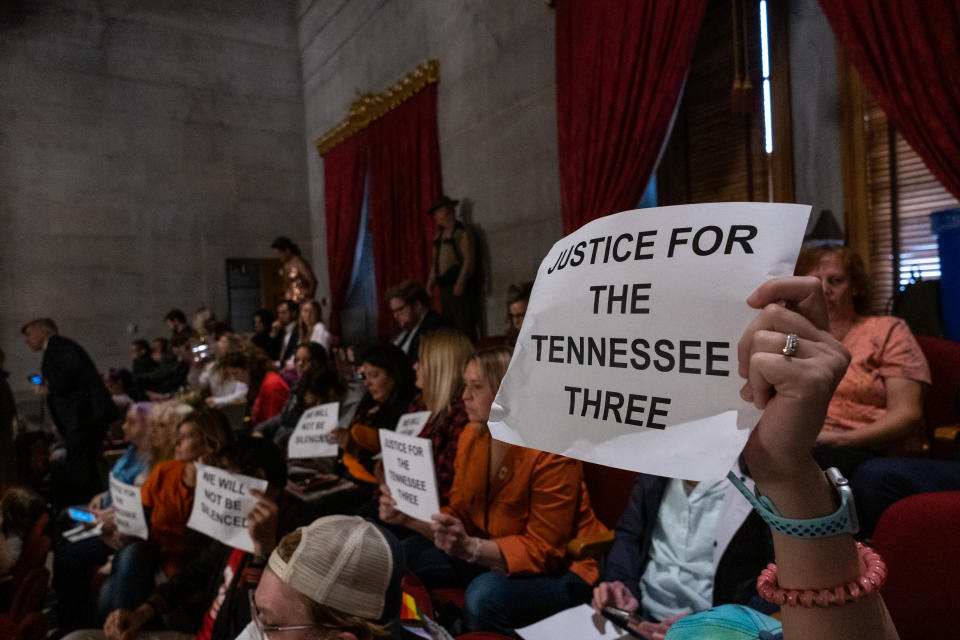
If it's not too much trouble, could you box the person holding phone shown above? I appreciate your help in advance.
[21,318,118,507]
[598,277,899,640]
[54,403,153,633]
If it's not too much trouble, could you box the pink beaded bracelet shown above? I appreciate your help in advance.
[756,543,888,608]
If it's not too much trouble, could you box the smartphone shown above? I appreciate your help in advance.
[67,508,96,523]
[601,607,643,639]
[27,374,43,384]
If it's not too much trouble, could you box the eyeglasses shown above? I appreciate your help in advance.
[390,303,409,317]
[248,590,323,640]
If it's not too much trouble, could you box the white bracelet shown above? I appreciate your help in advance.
[467,537,482,564]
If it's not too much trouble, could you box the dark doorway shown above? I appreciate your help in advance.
[226,259,284,332]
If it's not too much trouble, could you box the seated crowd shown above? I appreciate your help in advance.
[1,237,954,640]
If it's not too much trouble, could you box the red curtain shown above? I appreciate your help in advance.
[555,0,708,235]
[368,84,443,340]
[819,1,960,199]
[321,132,368,339]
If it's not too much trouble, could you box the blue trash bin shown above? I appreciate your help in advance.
[931,208,960,341]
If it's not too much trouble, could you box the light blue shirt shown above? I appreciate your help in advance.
[640,477,728,621]
[101,445,148,508]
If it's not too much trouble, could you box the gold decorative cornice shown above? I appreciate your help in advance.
[315,59,440,156]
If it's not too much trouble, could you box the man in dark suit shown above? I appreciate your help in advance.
[22,318,118,506]
[386,281,448,364]
[266,299,299,369]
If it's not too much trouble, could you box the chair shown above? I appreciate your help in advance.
[401,569,434,619]
[915,335,960,458]
[10,514,49,588]
[6,569,48,625]
[870,491,960,640]
[568,463,636,560]
[0,568,50,640]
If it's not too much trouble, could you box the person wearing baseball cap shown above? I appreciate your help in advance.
[245,516,416,640]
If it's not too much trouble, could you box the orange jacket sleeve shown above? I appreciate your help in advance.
[493,455,582,575]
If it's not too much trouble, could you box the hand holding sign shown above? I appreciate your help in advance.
[378,430,440,522]
[377,485,411,527]
[395,411,431,437]
[247,489,280,559]
[489,203,810,480]
[288,402,340,459]
[187,463,268,553]
[108,476,148,540]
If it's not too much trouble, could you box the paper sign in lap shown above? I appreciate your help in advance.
[379,430,440,522]
[395,411,432,437]
[517,604,632,640]
[187,463,268,553]
[108,476,148,540]
[489,203,810,481]
[288,402,340,459]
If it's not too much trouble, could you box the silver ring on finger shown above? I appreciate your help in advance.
[782,332,800,357]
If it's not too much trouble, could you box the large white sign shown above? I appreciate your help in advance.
[489,203,810,480]
[395,411,432,437]
[288,402,340,459]
[108,476,148,540]
[187,463,268,553]
[379,430,440,522]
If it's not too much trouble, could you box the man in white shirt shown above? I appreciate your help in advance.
[592,463,774,637]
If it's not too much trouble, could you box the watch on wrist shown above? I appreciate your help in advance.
[727,467,860,538]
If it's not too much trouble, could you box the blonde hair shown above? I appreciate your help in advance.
[274,530,389,640]
[419,329,474,416]
[148,401,193,466]
[298,300,323,346]
[467,347,513,397]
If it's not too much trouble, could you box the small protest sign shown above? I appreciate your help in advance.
[489,203,810,480]
[288,402,340,459]
[379,430,440,522]
[395,411,432,437]
[187,463,268,552]
[109,476,148,540]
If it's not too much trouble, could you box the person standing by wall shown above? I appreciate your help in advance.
[271,236,317,303]
[22,318,118,507]
[426,195,478,341]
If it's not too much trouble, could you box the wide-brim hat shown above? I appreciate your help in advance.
[428,195,459,214]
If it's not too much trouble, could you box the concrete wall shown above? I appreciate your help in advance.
[297,0,562,338]
[0,0,309,393]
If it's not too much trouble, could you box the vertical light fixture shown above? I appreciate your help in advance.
[759,0,773,154]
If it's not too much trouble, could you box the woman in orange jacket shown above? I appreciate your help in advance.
[380,347,608,635]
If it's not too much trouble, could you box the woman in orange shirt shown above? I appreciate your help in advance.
[98,409,233,617]
[380,347,607,635]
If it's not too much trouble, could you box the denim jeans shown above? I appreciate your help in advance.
[98,540,160,616]
[402,534,592,636]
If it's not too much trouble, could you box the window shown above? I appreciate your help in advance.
[840,59,958,314]
[657,0,793,206]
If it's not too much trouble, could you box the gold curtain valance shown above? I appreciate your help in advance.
[315,59,440,156]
